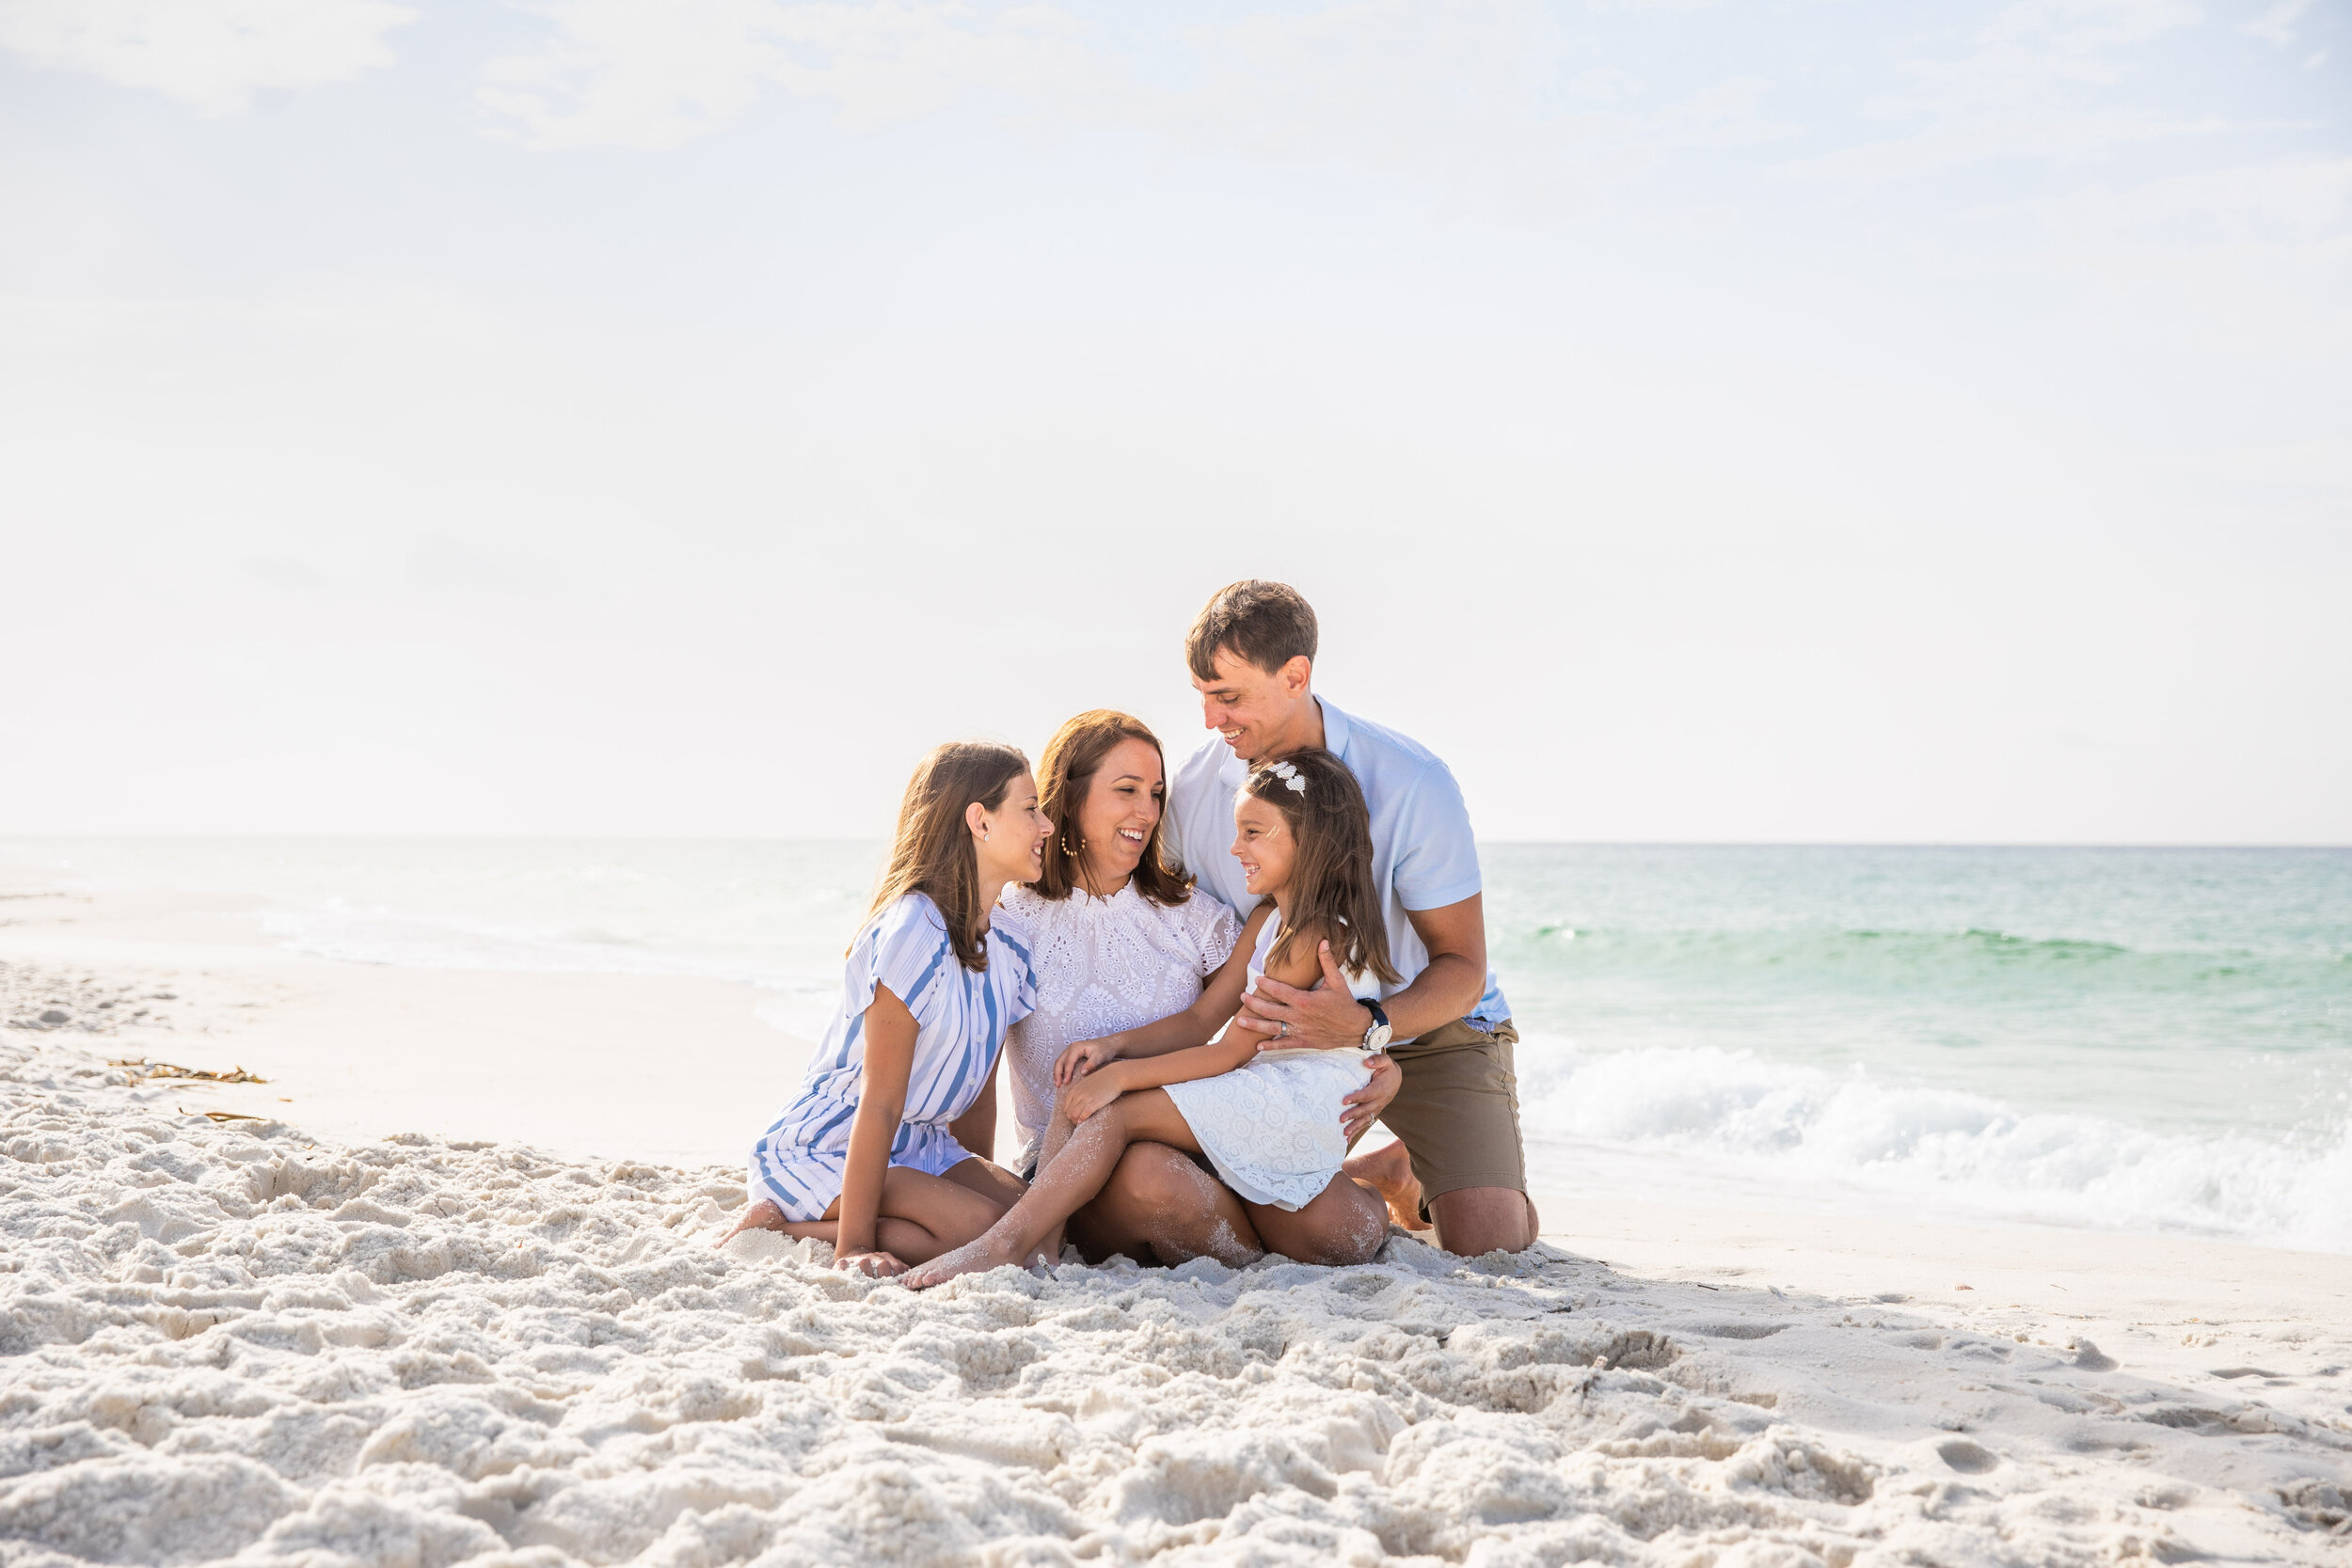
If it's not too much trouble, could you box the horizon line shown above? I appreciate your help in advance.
[2,832,2347,852]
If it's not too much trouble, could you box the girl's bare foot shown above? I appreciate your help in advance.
[902,1229,1029,1290]
[714,1197,788,1246]
[1342,1141,1432,1231]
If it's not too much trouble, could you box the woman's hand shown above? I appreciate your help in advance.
[1055,1037,1120,1085]
[832,1248,909,1278]
[1061,1065,1127,1124]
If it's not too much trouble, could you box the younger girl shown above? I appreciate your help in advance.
[906,748,1396,1287]
[724,742,1049,1277]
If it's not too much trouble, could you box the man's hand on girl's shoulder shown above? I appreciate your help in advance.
[1239,939,1374,1051]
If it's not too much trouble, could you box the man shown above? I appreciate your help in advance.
[1156,579,1537,1258]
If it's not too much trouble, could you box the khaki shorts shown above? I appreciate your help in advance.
[1379,1018,1525,1222]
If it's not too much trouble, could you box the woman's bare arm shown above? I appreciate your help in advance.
[834,984,918,1270]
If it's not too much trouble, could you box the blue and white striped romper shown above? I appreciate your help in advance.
[747,891,1036,1222]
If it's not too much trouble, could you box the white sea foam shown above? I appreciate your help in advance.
[1518,1040,2352,1253]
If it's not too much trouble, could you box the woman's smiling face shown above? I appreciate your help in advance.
[1230,791,1295,899]
[1075,736,1164,888]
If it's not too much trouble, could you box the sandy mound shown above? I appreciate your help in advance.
[3,1037,2346,1566]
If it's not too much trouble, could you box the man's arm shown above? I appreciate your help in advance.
[1233,892,1487,1050]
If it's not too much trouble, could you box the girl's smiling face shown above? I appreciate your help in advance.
[974,769,1050,886]
[1075,736,1164,889]
[1231,792,1295,900]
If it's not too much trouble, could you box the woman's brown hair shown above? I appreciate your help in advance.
[1032,710,1195,906]
[860,740,1030,973]
[1242,748,1404,987]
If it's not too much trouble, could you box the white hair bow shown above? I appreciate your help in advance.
[1266,760,1308,794]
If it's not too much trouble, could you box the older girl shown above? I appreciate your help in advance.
[725,742,1049,1277]
[908,748,1394,1288]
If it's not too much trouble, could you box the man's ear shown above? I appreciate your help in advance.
[1279,655,1313,697]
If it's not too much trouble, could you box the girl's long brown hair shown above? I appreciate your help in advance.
[1244,748,1404,987]
[1033,710,1195,906]
[861,740,1029,973]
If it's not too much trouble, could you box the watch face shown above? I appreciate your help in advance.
[1365,1022,1392,1052]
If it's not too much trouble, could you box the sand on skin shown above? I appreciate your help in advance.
[2,873,2350,1563]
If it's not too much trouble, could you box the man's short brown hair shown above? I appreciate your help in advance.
[1185,580,1319,681]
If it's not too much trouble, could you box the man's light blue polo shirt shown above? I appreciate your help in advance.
[1163,695,1510,1040]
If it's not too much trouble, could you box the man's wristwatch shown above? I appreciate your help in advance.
[1359,997,1392,1053]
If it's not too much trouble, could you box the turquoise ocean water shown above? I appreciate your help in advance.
[7,839,2346,1252]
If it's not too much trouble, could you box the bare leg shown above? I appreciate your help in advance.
[1342,1140,1433,1232]
[942,1157,1027,1210]
[865,1166,1011,1262]
[715,1200,932,1255]
[1246,1173,1390,1267]
[1068,1143,1263,1267]
[1024,1095,1089,1264]
[757,1216,945,1258]
[904,1091,1204,1288]
[1340,1144,1539,1256]
[715,1169,1009,1264]
[1427,1185,1542,1258]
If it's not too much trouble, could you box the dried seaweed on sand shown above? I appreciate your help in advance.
[109,1056,268,1085]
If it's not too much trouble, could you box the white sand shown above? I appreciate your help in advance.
[4,873,2350,1564]
[0,879,820,1172]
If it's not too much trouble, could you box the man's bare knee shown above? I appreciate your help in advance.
[1428,1185,1536,1256]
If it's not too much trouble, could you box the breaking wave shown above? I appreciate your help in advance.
[1518,1040,2352,1253]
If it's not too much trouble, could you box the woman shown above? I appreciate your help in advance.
[1001,711,1386,1268]
[914,749,1395,1288]
[724,741,1047,1277]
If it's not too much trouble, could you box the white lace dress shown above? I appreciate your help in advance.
[1163,917,1375,1212]
[1000,882,1240,1172]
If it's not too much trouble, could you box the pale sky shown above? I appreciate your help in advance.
[2,0,2345,843]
